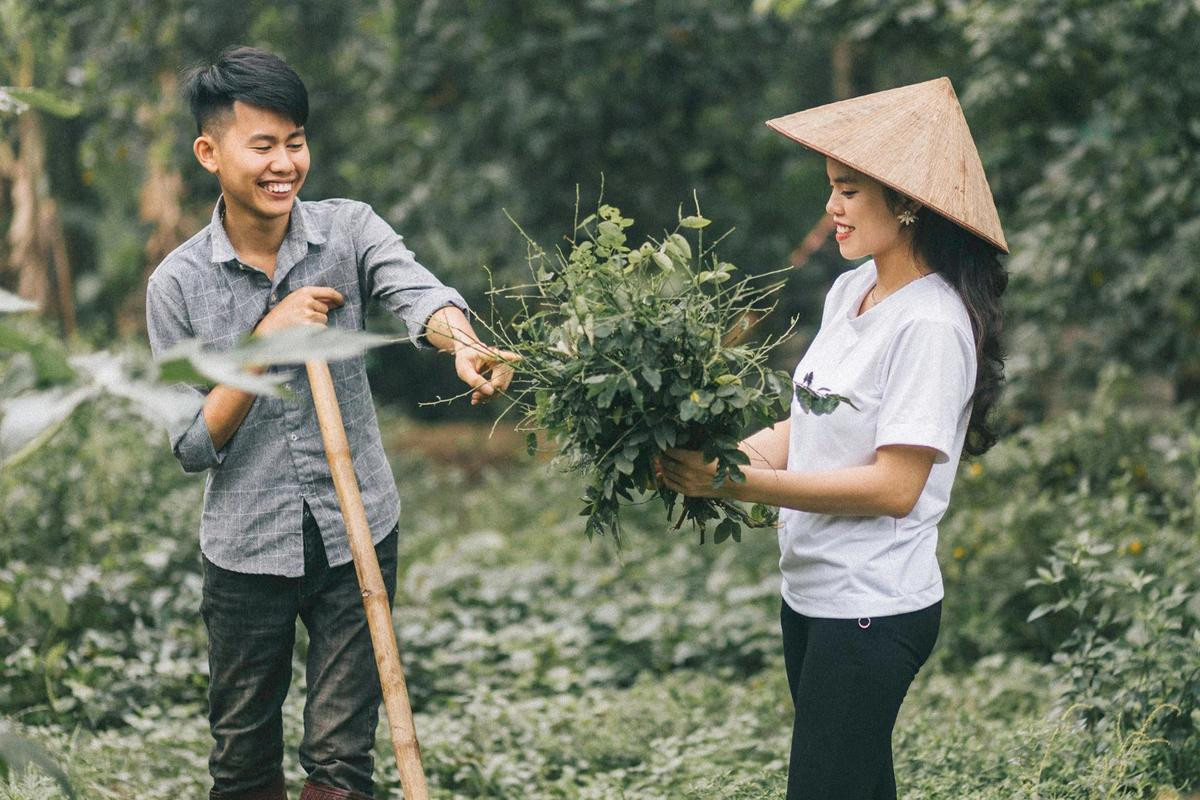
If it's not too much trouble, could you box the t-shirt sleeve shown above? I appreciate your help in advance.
[874,318,976,464]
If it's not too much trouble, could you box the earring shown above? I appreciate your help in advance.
[897,209,917,226]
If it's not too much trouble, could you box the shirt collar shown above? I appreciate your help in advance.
[208,196,238,265]
[293,199,326,246]
[207,195,327,267]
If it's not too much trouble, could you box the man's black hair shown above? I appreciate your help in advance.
[182,46,308,135]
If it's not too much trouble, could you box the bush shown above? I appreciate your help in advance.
[0,398,206,728]
[937,365,1199,669]
[1028,530,1200,786]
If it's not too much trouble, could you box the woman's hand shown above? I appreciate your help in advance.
[656,448,730,498]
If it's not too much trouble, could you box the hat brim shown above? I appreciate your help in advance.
[766,77,1009,254]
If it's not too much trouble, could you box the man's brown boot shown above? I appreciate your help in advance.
[297,780,372,800]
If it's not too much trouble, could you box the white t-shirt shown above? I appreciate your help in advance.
[778,259,976,618]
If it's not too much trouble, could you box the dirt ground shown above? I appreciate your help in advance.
[381,419,541,478]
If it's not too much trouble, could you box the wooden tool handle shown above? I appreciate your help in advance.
[306,359,429,800]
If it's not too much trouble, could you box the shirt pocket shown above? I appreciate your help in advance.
[189,273,267,349]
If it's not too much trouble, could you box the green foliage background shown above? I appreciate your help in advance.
[7,0,1200,415]
[2,0,1200,796]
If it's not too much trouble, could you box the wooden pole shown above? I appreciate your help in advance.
[306,360,429,800]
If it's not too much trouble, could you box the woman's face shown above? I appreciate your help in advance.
[824,158,912,261]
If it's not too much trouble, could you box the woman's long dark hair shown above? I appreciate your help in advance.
[884,188,1008,456]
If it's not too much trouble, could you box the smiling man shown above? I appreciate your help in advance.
[145,47,514,800]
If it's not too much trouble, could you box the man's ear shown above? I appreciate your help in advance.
[193,133,219,176]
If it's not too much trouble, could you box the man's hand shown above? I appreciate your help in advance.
[425,305,519,405]
[255,286,345,336]
[455,345,519,405]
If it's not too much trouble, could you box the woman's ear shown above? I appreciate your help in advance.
[897,201,921,227]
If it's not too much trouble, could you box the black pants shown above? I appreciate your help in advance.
[780,598,941,800]
[201,503,398,799]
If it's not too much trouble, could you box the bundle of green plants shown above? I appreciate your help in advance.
[483,198,848,544]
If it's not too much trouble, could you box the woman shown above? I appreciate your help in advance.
[657,77,1008,799]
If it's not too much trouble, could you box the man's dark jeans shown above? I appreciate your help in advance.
[201,503,398,799]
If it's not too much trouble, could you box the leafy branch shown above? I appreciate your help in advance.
[478,197,811,544]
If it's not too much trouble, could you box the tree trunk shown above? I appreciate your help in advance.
[118,70,193,336]
[5,41,76,337]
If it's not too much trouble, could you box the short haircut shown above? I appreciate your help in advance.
[181,46,308,135]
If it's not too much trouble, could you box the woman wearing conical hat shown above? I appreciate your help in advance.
[658,77,1007,798]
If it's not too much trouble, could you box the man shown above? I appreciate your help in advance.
[145,46,514,800]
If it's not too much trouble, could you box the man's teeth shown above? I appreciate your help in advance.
[836,224,854,234]
[264,182,292,193]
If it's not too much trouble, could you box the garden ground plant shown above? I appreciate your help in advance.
[1,391,1196,797]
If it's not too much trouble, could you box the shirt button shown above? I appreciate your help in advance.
[270,291,278,303]
[290,433,298,442]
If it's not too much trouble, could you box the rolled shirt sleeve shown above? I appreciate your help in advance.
[874,318,976,464]
[145,276,226,473]
[354,205,470,348]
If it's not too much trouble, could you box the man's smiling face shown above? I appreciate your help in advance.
[195,100,309,224]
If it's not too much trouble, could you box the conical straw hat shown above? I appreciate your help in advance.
[766,77,1008,253]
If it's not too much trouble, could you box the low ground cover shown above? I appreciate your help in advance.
[1,380,1197,797]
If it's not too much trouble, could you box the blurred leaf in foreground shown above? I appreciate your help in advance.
[0,288,38,314]
[155,326,398,395]
[0,727,76,798]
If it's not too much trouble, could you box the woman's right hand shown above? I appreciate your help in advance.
[254,286,344,336]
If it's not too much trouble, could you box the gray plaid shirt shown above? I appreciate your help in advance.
[146,196,468,576]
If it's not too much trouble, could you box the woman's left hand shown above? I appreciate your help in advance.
[656,448,728,498]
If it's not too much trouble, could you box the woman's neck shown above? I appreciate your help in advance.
[872,240,930,297]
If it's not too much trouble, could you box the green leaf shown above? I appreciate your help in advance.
[235,326,399,366]
[0,86,82,118]
[0,352,36,398]
[714,518,739,544]
[0,322,76,385]
[679,215,712,229]
[652,425,675,451]
[0,386,95,466]
[641,365,662,391]
[73,351,202,431]
[1027,604,1056,623]
[156,340,290,396]
[667,233,692,262]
